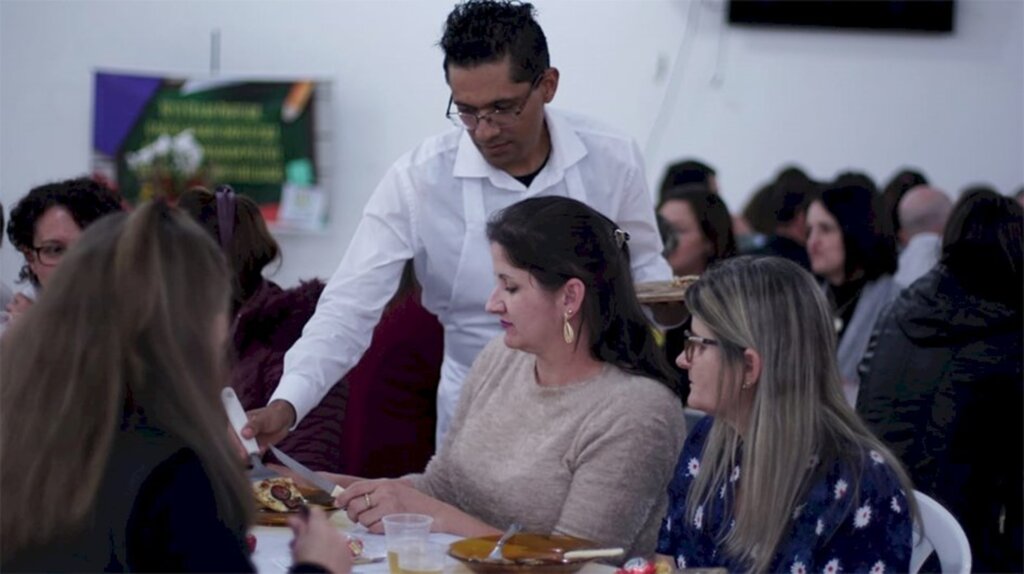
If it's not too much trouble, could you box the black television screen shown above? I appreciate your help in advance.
[728,0,955,33]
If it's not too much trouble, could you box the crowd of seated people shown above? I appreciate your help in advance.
[1,200,352,572]
[1,158,1019,572]
[657,158,1022,571]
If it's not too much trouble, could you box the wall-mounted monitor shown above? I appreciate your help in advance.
[728,0,955,33]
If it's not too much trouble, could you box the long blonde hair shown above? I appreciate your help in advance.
[1,201,253,555]
[683,256,916,573]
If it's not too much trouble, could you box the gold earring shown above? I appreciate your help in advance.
[563,311,575,344]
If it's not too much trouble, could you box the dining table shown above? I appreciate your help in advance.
[250,522,620,574]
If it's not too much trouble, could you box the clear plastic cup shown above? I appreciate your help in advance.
[382,514,433,574]
[397,540,446,574]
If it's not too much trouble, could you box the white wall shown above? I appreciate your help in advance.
[1,0,1021,289]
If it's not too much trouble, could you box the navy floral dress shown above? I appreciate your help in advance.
[657,417,912,573]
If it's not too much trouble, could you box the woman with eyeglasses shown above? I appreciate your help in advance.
[1,201,352,572]
[656,256,916,573]
[4,176,123,327]
[656,183,737,403]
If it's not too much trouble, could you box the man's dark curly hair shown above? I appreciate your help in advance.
[7,176,122,285]
[440,0,549,84]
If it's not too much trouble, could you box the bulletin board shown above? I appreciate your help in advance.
[92,71,331,230]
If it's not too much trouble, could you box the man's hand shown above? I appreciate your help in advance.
[242,399,296,451]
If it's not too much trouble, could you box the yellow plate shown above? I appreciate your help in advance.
[448,533,597,573]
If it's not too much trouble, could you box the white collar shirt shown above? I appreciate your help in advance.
[271,107,671,444]
[895,232,942,288]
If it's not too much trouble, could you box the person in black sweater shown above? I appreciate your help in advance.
[0,201,351,572]
[858,189,1023,572]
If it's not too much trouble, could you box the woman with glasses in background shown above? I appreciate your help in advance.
[656,183,737,403]
[657,256,916,573]
[4,176,122,327]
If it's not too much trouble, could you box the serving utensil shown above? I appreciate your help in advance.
[221,387,277,480]
[487,522,522,561]
[269,445,345,498]
[562,547,624,560]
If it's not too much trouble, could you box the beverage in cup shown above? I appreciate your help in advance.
[397,540,446,574]
[382,513,433,574]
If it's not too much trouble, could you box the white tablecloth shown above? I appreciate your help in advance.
[251,524,618,573]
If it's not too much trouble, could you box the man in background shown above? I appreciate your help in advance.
[751,167,818,270]
[893,185,951,288]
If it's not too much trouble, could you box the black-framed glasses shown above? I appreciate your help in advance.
[445,72,545,131]
[31,242,68,267]
[683,330,719,362]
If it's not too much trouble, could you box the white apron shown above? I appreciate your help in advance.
[434,167,588,447]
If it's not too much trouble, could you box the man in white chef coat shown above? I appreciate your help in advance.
[244,0,674,449]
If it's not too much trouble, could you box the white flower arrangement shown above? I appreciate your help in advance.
[126,129,208,200]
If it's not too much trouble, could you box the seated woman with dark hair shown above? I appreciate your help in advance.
[858,189,1023,573]
[657,184,738,402]
[4,176,123,325]
[178,186,346,473]
[805,176,898,404]
[658,256,916,573]
[320,196,686,558]
[0,201,351,572]
[179,187,442,476]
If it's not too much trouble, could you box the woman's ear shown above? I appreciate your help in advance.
[741,348,762,389]
[561,277,585,315]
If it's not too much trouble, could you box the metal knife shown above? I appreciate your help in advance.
[270,445,345,498]
[221,388,277,480]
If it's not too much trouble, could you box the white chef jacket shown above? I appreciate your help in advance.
[271,108,672,446]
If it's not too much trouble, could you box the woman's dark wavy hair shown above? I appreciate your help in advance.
[6,176,123,285]
[178,187,280,312]
[440,0,549,83]
[487,196,681,399]
[941,188,1023,305]
[659,183,737,267]
[818,179,897,283]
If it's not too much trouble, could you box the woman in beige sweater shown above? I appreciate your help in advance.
[329,196,686,557]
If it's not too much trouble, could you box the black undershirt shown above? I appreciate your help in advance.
[513,153,550,188]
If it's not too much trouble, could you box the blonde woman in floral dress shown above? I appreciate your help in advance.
[657,256,916,573]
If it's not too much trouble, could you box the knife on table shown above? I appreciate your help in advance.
[270,445,346,499]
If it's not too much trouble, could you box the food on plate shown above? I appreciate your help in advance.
[253,477,306,512]
[245,533,257,553]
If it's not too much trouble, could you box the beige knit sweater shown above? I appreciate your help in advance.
[410,337,687,557]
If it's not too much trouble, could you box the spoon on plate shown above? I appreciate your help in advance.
[487,522,522,561]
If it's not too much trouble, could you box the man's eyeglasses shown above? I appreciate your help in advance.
[31,242,68,267]
[683,330,719,363]
[445,72,544,131]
